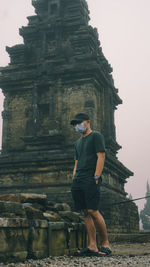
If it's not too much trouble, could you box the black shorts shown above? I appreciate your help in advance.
[71,177,102,211]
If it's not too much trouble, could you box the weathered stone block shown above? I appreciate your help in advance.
[0,201,24,216]
[54,203,71,212]
[77,226,87,249]
[0,193,47,205]
[49,229,68,256]
[19,193,47,205]
[28,228,48,259]
[0,227,28,262]
[43,211,62,221]
[24,206,44,220]
[69,230,77,251]
[59,211,81,223]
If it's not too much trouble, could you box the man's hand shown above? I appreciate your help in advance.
[94,175,99,184]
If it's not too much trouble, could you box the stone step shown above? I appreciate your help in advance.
[108,232,150,243]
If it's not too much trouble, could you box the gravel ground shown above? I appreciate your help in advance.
[0,244,150,267]
[0,255,150,267]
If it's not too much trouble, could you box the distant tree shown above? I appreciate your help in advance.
[140,180,150,230]
[128,193,133,200]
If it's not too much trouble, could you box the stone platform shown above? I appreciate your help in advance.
[0,193,148,263]
[0,216,150,263]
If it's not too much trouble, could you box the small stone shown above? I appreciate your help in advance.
[19,194,47,205]
[24,206,44,219]
[43,211,61,221]
[58,211,80,222]
[54,203,71,212]
[0,201,24,216]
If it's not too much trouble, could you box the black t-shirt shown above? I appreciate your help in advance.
[74,131,105,180]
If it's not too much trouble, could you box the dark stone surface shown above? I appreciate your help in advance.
[54,203,71,212]
[24,206,45,220]
[0,201,24,216]
[58,211,81,223]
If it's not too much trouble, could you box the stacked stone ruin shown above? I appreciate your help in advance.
[0,193,86,261]
[0,0,139,256]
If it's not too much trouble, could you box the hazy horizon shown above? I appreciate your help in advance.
[0,0,150,212]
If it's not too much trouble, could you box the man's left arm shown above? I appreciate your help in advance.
[94,152,105,184]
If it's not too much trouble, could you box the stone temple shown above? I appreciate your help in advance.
[0,0,139,233]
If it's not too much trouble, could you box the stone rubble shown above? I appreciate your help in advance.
[0,194,83,223]
[0,255,150,267]
[0,193,86,262]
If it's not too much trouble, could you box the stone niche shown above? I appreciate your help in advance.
[0,0,139,235]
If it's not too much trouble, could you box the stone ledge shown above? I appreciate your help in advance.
[0,216,148,263]
[0,217,48,228]
[108,232,150,243]
[0,218,87,262]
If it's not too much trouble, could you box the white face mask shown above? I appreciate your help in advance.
[75,122,87,134]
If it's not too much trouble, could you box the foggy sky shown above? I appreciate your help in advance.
[0,0,150,211]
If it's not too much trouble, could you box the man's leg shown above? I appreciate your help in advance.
[83,210,98,252]
[87,209,110,249]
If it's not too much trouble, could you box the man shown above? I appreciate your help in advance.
[70,113,112,257]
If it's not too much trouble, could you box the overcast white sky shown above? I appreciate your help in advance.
[0,0,150,211]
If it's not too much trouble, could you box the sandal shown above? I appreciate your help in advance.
[98,247,112,257]
[74,247,102,257]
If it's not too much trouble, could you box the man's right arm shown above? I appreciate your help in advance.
[73,160,78,178]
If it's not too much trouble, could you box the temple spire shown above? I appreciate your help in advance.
[0,0,138,234]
